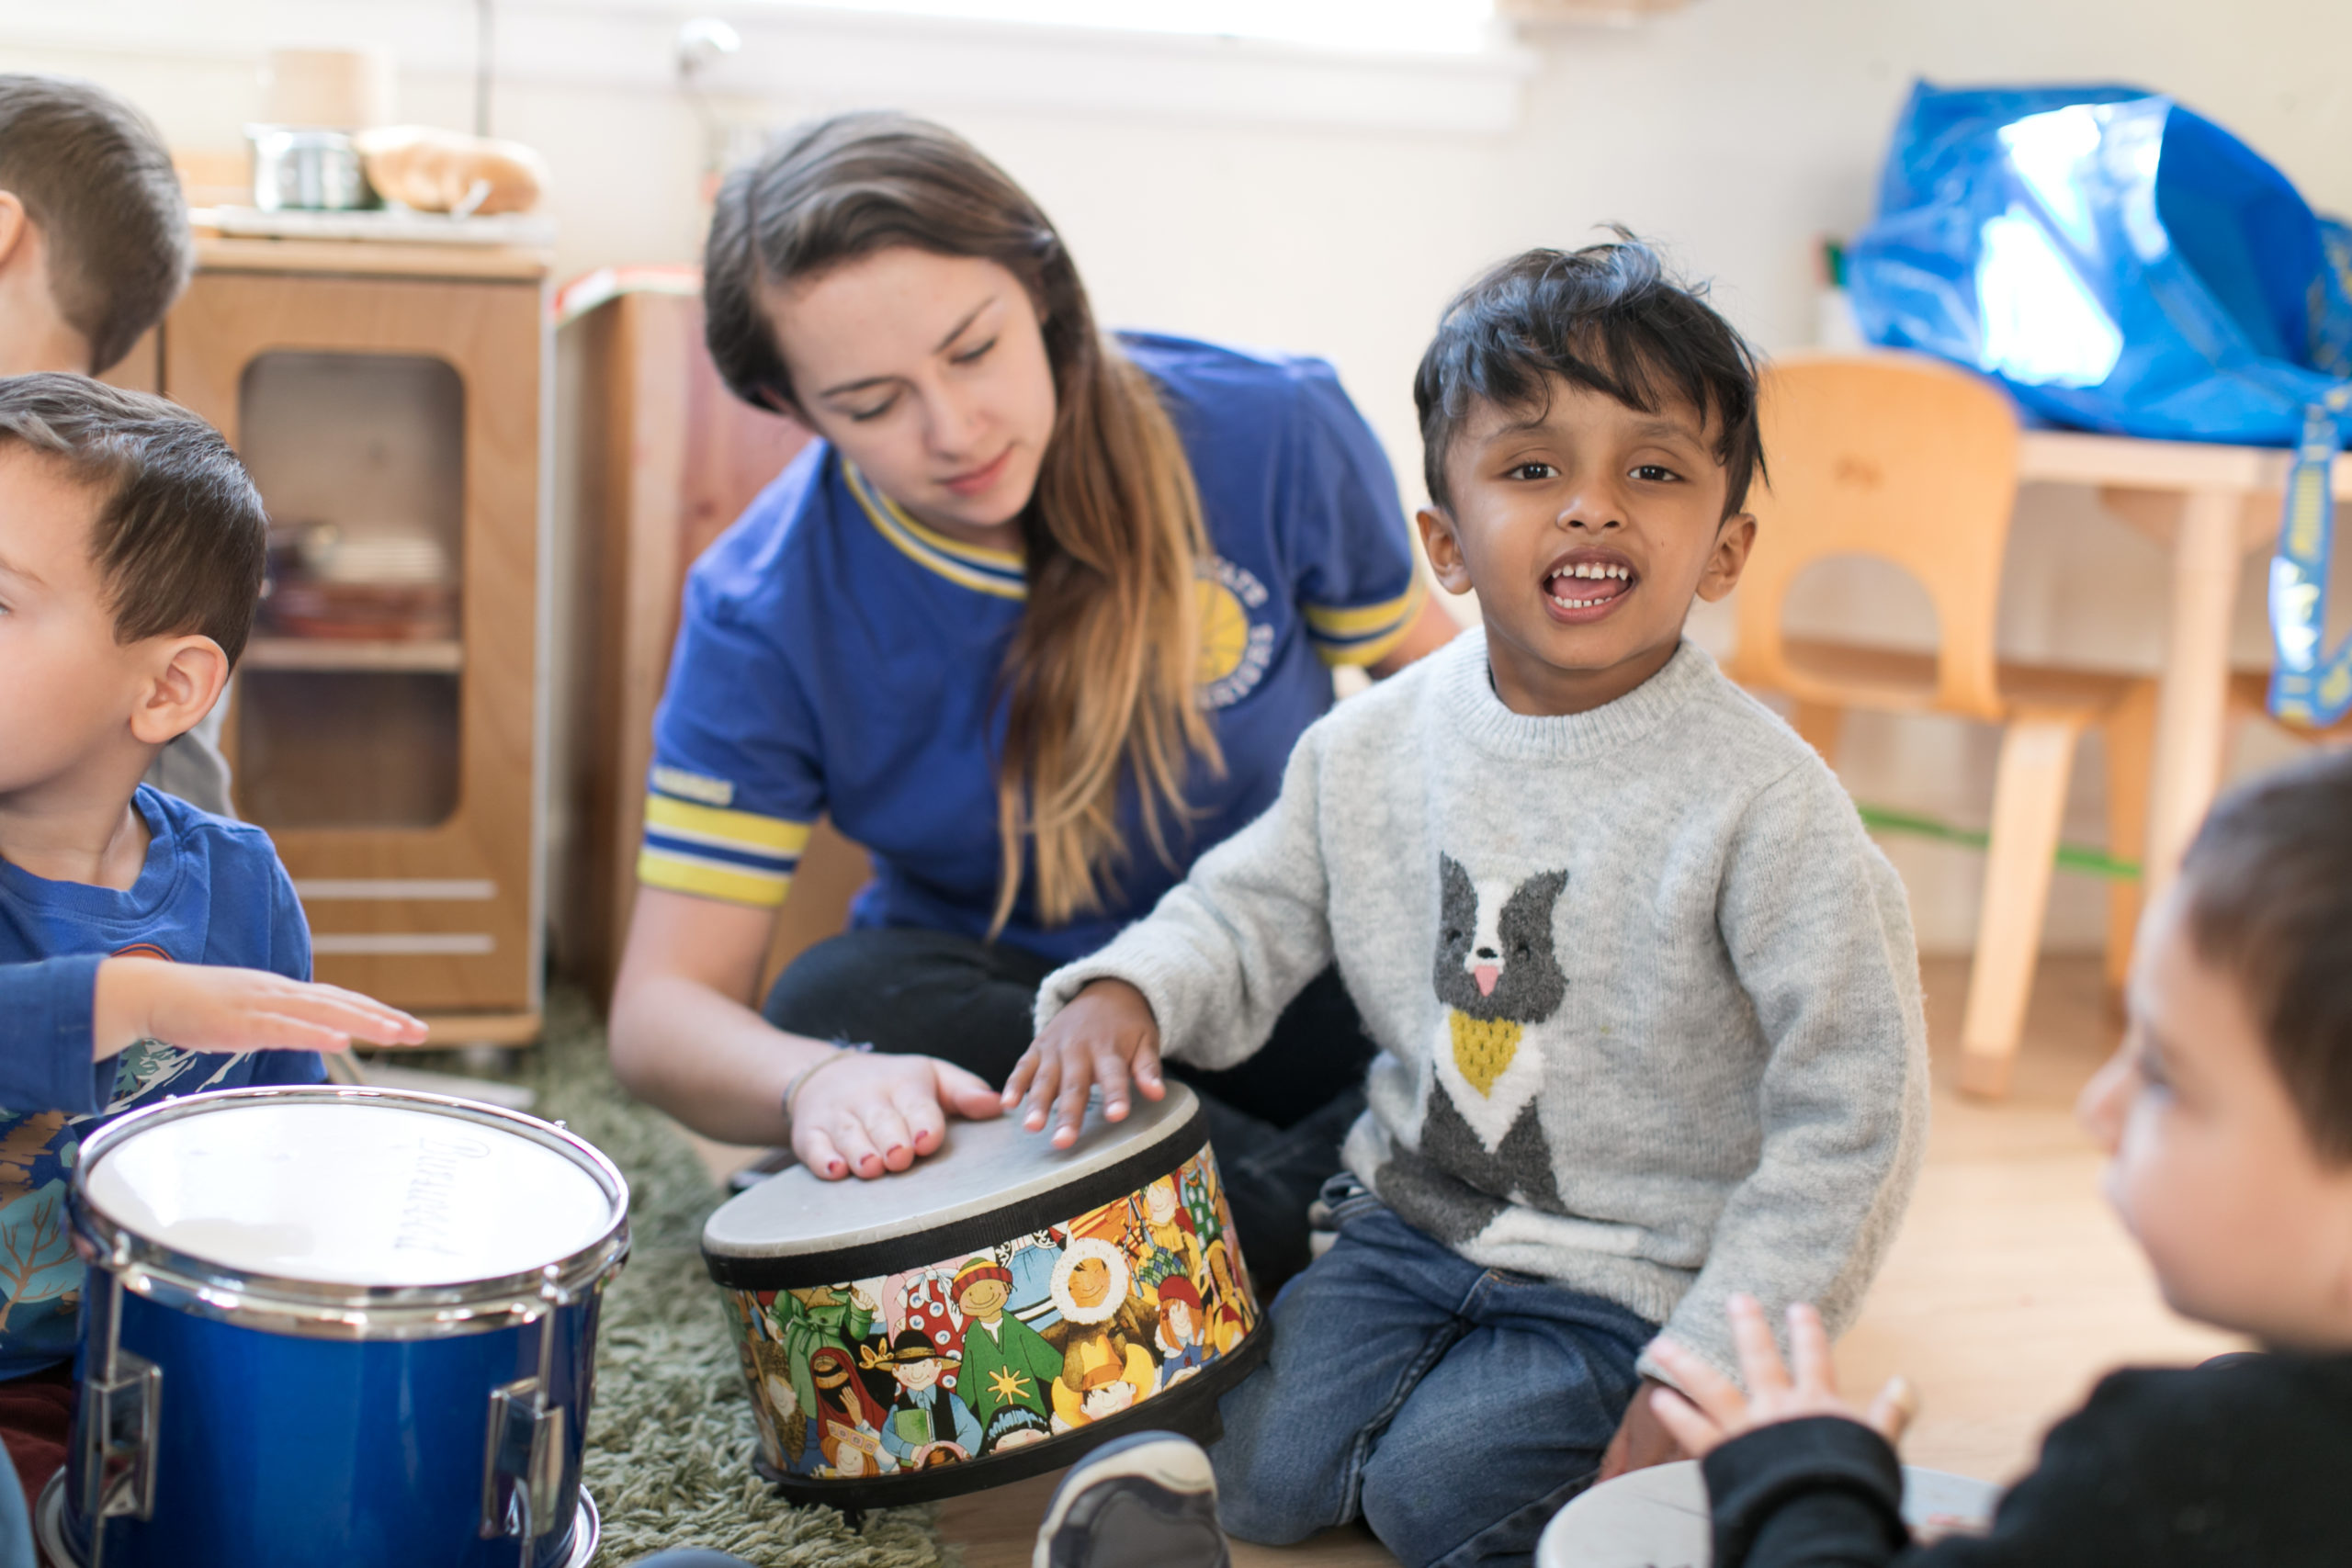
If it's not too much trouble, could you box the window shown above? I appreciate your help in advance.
[802,0,1499,54]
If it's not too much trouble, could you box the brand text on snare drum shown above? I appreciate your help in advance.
[391,1134,492,1256]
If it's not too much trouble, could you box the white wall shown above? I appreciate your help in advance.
[7,0,2346,950]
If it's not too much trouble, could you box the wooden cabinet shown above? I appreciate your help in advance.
[164,240,549,1041]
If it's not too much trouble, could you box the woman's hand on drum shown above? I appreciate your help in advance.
[92,956,430,1060]
[1644,1295,1917,1460]
[1001,978,1163,1148]
[791,1051,1001,1180]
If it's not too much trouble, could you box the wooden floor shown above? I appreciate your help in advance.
[689,954,2235,1567]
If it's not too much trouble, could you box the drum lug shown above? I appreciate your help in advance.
[79,1350,161,1528]
[479,1375,567,1541]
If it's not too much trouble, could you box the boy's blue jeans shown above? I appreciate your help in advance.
[1209,1194,1655,1568]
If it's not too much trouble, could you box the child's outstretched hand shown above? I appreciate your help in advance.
[1646,1295,1917,1459]
[1001,978,1162,1148]
[93,956,430,1060]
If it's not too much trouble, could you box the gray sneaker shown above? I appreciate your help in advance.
[1032,1431,1231,1568]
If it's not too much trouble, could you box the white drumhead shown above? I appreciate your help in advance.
[1534,1460,1999,1567]
[706,1080,1201,1260]
[85,1099,617,1287]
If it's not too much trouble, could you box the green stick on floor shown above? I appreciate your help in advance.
[1855,805,2141,882]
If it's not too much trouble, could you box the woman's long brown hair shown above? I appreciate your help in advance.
[704,111,1217,933]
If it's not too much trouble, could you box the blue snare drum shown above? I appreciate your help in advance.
[35,1087,629,1568]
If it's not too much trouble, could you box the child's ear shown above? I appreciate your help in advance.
[0,193,26,269]
[1417,507,1475,596]
[129,635,230,747]
[1695,512,1758,604]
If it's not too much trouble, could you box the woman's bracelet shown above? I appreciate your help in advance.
[779,1039,874,1145]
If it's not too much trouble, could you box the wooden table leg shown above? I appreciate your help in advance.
[2142,488,2244,905]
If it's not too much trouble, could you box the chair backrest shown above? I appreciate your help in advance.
[1729,352,2021,721]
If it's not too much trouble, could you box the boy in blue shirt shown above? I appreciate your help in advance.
[0,374,425,1507]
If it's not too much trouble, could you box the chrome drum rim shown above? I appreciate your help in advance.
[38,1472,604,1566]
[72,1087,630,1340]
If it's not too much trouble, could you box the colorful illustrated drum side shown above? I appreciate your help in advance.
[703,1082,1266,1508]
[42,1087,629,1568]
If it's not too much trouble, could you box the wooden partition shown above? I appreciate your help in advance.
[554,286,870,1006]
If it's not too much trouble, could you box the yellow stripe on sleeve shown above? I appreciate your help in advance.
[637,848,794,908]
[642,795,812,854]
[1304,578,1426,638]
[1308,578,1428,667]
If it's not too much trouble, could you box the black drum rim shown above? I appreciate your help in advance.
[753,1321,1268,1511]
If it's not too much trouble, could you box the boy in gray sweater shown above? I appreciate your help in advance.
[1003,239,1929,1568]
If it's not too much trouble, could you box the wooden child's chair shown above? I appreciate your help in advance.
[1727,353,2155,1098]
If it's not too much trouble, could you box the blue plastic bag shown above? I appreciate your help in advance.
[1850,82,2352,722]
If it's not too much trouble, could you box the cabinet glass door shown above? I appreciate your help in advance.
[233,351,465,829]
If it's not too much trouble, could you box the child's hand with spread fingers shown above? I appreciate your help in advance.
[1646,1295,1917,1459]
[92,956,429,1059]
[1002,978,1164,1146]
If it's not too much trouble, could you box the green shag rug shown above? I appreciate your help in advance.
[474,989,956,1568]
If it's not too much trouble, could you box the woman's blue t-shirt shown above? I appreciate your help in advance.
[639,332,1424,964]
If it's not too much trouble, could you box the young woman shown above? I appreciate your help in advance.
[606,112,1453,1288]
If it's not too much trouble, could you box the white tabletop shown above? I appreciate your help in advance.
[2017,427,2351,495]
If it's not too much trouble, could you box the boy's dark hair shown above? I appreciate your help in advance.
[2180,748,2352,1164]
[0,75,191,373]
[0,374,266,667]
[1413,234,1764,517]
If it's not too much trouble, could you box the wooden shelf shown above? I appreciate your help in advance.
[194,234,549,281]
[243,637,463,672]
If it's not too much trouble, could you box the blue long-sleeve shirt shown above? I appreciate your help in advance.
[0,786,322,1376]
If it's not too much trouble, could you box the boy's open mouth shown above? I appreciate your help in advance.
[1544,551,1636,619]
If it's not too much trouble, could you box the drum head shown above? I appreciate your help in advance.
[84,1096,618,1288]
[705,1081,1205,1282]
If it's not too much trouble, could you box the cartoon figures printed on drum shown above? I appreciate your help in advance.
[1131,1177,1204,1301]
[1152,1276,1211,1382]
[883,1266,967,1393]
[1045,1239,1159,1431]
[1180,1164,1225,1248]
[723,1145,1257,1480]
[948,1258,1062,1454]
[1001,1229,1066,1334]
[1200,1237,1250,1354]
[876,1329,982,1467]
[808,1345,892,1477]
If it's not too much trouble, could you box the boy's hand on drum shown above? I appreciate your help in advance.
[92,956,429,1060]
[1001,978,1163,1148]
[792,1053,1001,1180]
[1645,1296,1917,1460]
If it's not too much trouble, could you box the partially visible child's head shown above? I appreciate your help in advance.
[0,375,264,797]
[2082,749,2352,1348]
[1411,236,1763,716]
[0,75,190,376]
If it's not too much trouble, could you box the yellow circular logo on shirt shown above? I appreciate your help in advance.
[1195,557,1276,709]
[1197,578,1250,684]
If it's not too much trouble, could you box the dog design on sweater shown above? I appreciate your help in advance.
[1374,856,1568,1245]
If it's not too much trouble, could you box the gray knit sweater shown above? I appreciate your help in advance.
[1036,630,1928,1382]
